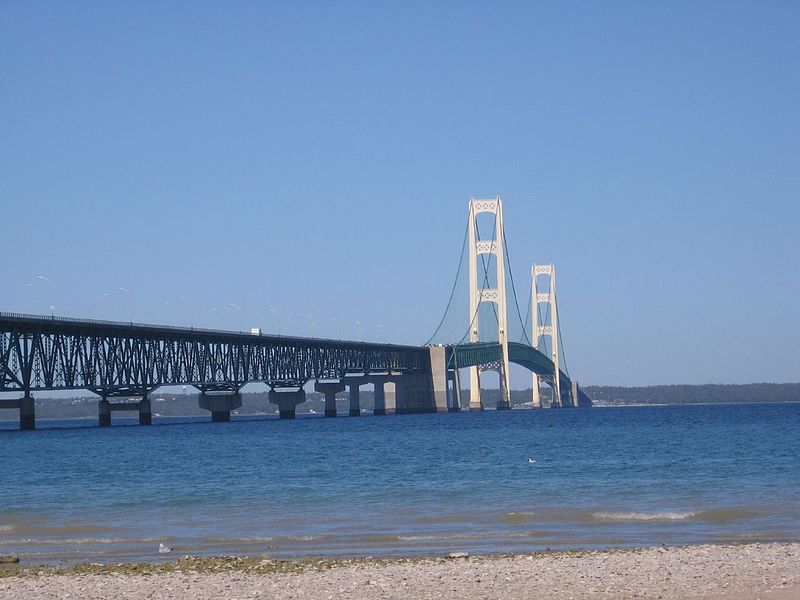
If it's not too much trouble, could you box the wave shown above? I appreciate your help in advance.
[591,511,696,521]
[590,508,760,523]
[0,536,161,547]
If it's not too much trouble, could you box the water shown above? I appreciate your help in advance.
[1,404,799,564]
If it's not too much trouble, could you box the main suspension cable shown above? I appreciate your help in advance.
[423,218,470,346]
[520,289,532,344]
[555,293,570,378]
[502,230,532,346]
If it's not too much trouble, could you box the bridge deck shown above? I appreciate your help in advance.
[1,312,428,393]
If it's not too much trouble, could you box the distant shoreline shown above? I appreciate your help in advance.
[3,399,800,424]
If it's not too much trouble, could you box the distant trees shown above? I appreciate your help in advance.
[581,383,800,405]
[2,383,798,422]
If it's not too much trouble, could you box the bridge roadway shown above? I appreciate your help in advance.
[1,312,588,430]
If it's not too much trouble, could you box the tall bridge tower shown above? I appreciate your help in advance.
[467,198,512,411]
[531,263,563,408]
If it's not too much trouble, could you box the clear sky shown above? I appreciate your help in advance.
[1,2,798,386]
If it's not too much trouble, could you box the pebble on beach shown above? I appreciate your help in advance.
[1,543,799,600]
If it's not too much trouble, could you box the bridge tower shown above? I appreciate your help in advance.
[467,198,512,411]
[531,263,563,408]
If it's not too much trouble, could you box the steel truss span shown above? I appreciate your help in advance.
[1,313,427,395]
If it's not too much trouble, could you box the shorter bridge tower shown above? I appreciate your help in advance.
[467,197,512,411]
[531,263,563,408]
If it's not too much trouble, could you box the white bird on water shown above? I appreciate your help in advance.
[159,543,172,554]
[528,458,537,464]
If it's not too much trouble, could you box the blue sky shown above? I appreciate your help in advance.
[1,2,798,386]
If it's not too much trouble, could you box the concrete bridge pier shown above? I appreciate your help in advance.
[19,396,35,430]
[268,389,305,419]
[400,374,432,413]
[551,382,563,408]
[395,378,410,414]
[468,371,484,412]
[199,391,242,422]
[98,397,111,427]
[372,380,386,415]
[138,397,152,425]
[96,396,152,426]
[447,369,462,412]
[571,381,580,408]
[314,381,344,417]
[531,375,542,409]
[428,346,449,413]
[0,397,36,430]
[347,382,361,416]
[384,380,398,415]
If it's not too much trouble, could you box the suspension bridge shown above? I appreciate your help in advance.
[1,198,590,430]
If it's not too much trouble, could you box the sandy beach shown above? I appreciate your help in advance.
[2,542,798,599]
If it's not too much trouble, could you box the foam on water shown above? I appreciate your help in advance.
[592,511,696,521]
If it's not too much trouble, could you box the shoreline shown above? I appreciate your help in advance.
[3,542,799,599]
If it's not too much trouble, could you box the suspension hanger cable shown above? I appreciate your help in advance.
[502,230,532,346]
[423,217,470,346]
[539,301,550,353]
[520,289,532,344]
[457,211,498,344]
[555,293,570,378]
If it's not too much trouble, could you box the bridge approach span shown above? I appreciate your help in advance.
[0,313,427,395]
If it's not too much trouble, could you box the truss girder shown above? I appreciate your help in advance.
[449,341,573,392]
[0,314,427,393]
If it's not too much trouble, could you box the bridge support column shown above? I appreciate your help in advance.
[139,397,152,425]
[19,396,35,430]
[199,392,242,422]
[98,398,111,427]
[373,381,386,415]
[449,369,462,412]
[495,361,512,411]
[571,381,579,408]
[468,368,483,411]
[531,375,542,409]
[0,397,36,430]
[314,382,345,417]
[96,398,149,426]
[428,346,449,413]
[401,373,439,414]
[348,383,361,416]
[496,386,512,410]
[551,380,564,408]
[384,381,398,415]
[468,371,483,411]
[269,389,305,419]
[395,379,409,414]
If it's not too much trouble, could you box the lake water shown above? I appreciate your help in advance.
[1,403,799,564]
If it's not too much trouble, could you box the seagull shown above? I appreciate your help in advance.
[159,543,172,554]
[528,458,537,464]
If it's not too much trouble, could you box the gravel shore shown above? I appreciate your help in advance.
[1,543,798,599]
